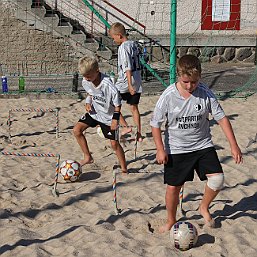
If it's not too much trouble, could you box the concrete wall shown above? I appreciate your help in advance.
[0,1,79,75]
[44,0,257,46]
[94,0,257,46]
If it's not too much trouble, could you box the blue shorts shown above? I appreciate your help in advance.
[164,147,223,186]
[78,113,118,141]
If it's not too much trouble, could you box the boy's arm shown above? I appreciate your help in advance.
[110,106,121,130]
[151,127,168,164]
[217,116,243,164]
[84,95,92,112]
[125,70,136,95]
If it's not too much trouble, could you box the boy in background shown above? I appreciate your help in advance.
[109,22,143,142]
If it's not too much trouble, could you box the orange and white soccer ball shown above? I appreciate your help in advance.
[60,160,82,182]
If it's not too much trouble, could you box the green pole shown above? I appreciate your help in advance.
[170,0,177,84]
[140,58,168,87]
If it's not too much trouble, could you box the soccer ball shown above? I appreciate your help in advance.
[170,221,198,251]
[59,160,82,182]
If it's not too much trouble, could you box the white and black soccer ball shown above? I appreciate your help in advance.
[170,221,198,251]
[59,160,82,182]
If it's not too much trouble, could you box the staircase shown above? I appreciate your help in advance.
[15,0,113,60]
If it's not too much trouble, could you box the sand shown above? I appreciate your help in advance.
[0,94,256,257]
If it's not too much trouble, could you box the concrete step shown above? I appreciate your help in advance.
[42,14,59,29]
[16,0,112,60]
[55,23,73,37]
[16,0,32,10]
[96,48,112,60]
[70,31,87,45]
[30,6,46,19]
[84,38,99,52]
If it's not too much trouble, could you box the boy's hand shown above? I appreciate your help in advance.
[85,103,92,112]
[111,119,119,130]
[231,145,243,164]
[156,149,168,164]
[128,85,136,95]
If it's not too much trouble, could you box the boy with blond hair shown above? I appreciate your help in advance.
[150,55,243,232]
[73,56,127,173]
[109,22,143,141]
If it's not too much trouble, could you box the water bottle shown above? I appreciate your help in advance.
[19,75,25,92]
[1,76,8,93]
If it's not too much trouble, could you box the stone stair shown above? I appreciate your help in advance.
[15,0,113,60]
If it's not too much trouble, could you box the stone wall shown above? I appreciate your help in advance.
[151,46,256,64]
[0,2,79,75]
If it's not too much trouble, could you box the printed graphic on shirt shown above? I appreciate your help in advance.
[176,115,203,129]
[194,104,203,112]
[92,92,107,108]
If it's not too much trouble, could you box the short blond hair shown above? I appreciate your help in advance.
[78,56,99,76]
[177,54,201,78]
[109,22,126,36]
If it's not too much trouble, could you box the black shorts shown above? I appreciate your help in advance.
[120,92,141,105]
[164,147,223,186]
[78,113,118,140]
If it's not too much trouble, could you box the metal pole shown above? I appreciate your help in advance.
[254,30,257,65]
[170,0,177,84]
[82,0,111,29]
[72,72,79,92]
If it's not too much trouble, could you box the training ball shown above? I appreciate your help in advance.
[96,126,105,138]
[170,221,198,251]
[60,160,82,182]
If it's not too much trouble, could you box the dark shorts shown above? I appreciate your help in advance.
[78,113,118,140]
[164,147,223,186]
[120,92,141,105]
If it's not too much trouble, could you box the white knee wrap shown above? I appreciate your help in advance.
[207,173,224,191]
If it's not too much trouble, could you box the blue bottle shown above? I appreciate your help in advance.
[1,76,8,93]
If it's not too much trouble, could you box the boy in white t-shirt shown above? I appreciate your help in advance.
[73,56,127,173]
[109,22,143,142]
[150,55,243,232]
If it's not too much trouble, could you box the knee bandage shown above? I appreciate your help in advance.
[207,173,224,191]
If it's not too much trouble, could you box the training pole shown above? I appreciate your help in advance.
[1,151,60,197]
[179,185,184,215]
[112,168,121,214]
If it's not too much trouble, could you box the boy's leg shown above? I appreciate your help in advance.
[73,122,94,166]
[199,173,223,226]
[159,185,182,233]
[196,148,224,226]
[110,140,127,173]
[119,113,132,135]
[129,104,142,142]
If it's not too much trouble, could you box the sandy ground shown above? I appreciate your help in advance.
[0,94,256,257]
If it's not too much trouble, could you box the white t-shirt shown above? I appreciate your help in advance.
[115,40,142,94]
[150,82,226,154]
[82,73,121,125]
